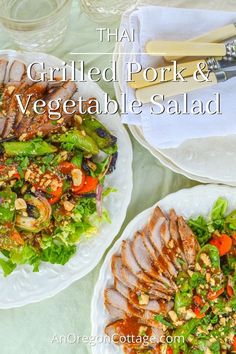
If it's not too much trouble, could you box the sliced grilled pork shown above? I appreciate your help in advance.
[114,279,173,314]
[131,232,174,293]
[121,240,156,286]
[8,60,26,82]
[104,288,163,328]
[121,265,171,301]
[0,59,8,86]
[15,81,49,133]
[177,216,200,268]
[2,78,36,138]
[169,209,188,266]
[111,255,161,297]
[105,303,127,321]
[23,81,77,140]
[141,227,174,281]
[147,207,178,277]
[159,221,180,273]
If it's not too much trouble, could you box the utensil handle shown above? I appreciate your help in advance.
[165,23,236,62]
[146,40,226,57]
[136,72,217,103]
[129,59,208,89]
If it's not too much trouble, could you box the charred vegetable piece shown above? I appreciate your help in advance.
[81,115,117,154]
[50,129,99,155]
[3,139,57,157]
[15,194,51,233]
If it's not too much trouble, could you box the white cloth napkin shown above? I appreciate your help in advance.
[119,6,236,148]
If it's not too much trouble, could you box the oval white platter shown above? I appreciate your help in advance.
[91,184,236,354]
[0,50,133,308]
[113,42,236,186]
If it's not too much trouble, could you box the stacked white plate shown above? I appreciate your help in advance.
[113,42,236,186]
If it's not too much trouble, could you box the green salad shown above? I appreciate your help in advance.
[0,114,118,275]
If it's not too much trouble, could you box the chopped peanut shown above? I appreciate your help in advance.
[63,201,74,212]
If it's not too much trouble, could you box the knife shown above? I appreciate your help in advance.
[129,57,236,89]
[146,39,236,59]
[164,23,236,62]
[136,69,236,104]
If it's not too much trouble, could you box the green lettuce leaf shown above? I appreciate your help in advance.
[0,258,16,276]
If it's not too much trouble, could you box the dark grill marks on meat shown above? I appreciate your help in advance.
[1,60,34,138]
[0,59,94,140]
[15,81,49,135]
[22,80,77,140]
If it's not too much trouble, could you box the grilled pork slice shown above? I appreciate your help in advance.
[8,60,26,83]
[0,118,6,136]
[121,240,173,295]
[33,91,83,138]
[105,319,163,348]
[131,232,174,293]
[121,241,157,286]
[114,279,173,314]
[15,81,49,133]
[177,216,200,268]
[169,209,188,267]
[104,288,164,328]
[147,207,178,277]
[105,303,127,321]
[159,221,180,273]
[0,59,8,86]
[122,266,172,301]
[105,288,142,317]
[112,256,171,300]
[141,227,175,281]
[2,79,36,138]
[24,80,77,140]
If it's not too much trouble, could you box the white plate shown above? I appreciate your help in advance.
[0,50,133,309]
[114,41,236,186]
[91,184,236,354]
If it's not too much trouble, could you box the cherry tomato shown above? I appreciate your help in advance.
[47,186,63,205]
[233,335,236,351]
[193,295,204,307]
[73,175,99,195]
[193,307,205,319]
[59,161,76,174]
[227,284,234,297]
